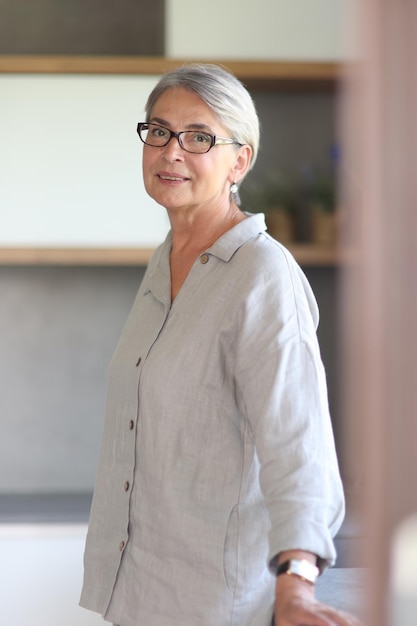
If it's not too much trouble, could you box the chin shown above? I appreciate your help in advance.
[152,189,191,211]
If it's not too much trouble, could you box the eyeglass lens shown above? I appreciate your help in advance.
[139,123,214,154]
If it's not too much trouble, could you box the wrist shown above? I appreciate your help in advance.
[276,558,319,586]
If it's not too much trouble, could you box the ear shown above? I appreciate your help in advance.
[229,144,252,185]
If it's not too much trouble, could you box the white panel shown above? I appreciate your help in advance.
[0,75,170,246]
[166,0,348,60]
[0,524,103,626]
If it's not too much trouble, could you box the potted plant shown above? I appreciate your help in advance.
[261,173,297,244]
[309,174,337,246]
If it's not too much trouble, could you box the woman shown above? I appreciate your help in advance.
[80,64,360,626]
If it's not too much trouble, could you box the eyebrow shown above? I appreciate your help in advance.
[149,117,214,133]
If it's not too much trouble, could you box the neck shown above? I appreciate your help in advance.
[169,201,244,256]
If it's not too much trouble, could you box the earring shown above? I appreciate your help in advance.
[230,181,238,194]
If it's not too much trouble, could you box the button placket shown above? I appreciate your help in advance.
[120,357,139,561]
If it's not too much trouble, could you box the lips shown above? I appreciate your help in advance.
[157,172,189,182]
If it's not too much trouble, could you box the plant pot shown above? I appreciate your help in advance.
[310,205,337,246]
[266,206,295,244]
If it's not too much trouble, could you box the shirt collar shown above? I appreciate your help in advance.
[206,212,266,262]
[144,212,267,304]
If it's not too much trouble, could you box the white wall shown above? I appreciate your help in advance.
[166,0,348,60]
[1,75,169,246]
[0,1,348,248]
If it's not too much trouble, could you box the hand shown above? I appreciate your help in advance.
[275,574,364,626]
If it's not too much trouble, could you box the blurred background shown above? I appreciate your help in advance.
[0,0,351,511]
[1,1,416,625]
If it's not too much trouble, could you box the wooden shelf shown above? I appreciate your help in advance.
[0,247,154,266]
[0,244,345,267]
[288,244,339,266]
[0,56,338,90]
[1,57,340,267]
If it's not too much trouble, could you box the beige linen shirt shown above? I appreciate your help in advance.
[80,213,344,626]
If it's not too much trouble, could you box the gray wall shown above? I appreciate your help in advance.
[252,91,336,181]
[0,264,340,494]
[0,265,144,493]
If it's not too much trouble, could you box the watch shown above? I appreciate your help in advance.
[276,559,319,585]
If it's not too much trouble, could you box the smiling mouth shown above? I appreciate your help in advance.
[158,174,188,182]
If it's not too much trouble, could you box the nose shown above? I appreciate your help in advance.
[162,135,184,161]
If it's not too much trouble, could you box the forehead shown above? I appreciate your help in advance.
[150,87,225,131]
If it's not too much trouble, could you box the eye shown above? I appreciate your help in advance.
[192,132,212,144]
[151,125,170,139]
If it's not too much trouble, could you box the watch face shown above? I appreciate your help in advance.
[277,559,319,584]
[289,559,319,584]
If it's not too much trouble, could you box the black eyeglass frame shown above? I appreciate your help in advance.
[137,122,243,154]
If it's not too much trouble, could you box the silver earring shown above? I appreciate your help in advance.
[230,181,238,194]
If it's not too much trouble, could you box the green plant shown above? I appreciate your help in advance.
[310,175,336,213]
[240,172,298,216]
[262,173,297,215]
[239,180,267,212]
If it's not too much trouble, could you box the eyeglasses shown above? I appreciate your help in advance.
[137,122,243,154]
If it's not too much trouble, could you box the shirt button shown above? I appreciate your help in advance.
[119,540,125,551]
[200,254,209,264]
[129,420,134,430]
[124,481,130,491]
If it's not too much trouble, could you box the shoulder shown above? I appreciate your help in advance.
[233,232,320,331]
[235,230,302,286]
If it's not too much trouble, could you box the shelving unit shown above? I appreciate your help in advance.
[0,55,338,90]
[0,244,349,267]
[1,56,341,266]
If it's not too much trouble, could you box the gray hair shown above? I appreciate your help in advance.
[145,63,260,175]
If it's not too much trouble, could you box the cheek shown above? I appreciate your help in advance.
[142,149,155,186]
[197,156,224,183]
[142,147,152,174]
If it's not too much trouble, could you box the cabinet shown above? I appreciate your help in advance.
[0,56,342,266]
